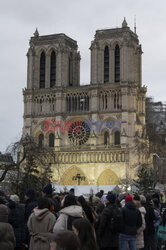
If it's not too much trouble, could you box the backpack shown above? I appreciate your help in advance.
[109,207,124,234]
[67,215,81,230]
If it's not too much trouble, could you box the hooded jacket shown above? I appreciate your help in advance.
[28,208,56,250]
[121,201,142,236]
[53,205,83,233]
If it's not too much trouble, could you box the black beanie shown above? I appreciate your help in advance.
[42,183,52,195]
[106,193,116,204]
[25,188,36,199]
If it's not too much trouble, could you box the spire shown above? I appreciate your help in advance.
[122,17,128,28]
[134,15,137,33]
[33,28,39,37]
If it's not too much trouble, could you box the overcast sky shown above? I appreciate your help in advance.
[0,0,166,152]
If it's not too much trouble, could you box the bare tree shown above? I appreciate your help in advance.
[0,135,55,198]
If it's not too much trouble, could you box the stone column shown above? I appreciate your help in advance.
[61,51,68,87]
[55,92,62,113]
[90,89,98,112]
[77,52,81,85]
[121,87,129,146]
[98,48,104,84]
[34,54,40,88]
[27,48,33,89]
[90,44,98,84]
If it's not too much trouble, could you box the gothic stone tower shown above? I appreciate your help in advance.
[23,19,147,186]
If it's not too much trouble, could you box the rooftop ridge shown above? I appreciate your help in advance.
[31,33,77,44]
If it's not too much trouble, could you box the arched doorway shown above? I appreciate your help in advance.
[97,169,119,185]
[59,166,89,185]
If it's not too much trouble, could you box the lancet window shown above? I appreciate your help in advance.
[69,53,73,86]
[49,133,55,147]
[104,46,109,83]
[115,45,120,83]
[104,131,109,145]
[39,134,44,147]
[50,51,56,88]
[39,52,46,88]
[114,131,120,145]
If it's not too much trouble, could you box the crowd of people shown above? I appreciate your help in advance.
[0,184,166,250]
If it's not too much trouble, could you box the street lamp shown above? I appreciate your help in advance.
[72,173,86,185]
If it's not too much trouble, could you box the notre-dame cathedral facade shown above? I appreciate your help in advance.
[22,19,147,186]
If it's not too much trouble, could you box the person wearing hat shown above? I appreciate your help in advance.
[99,193,120,250]
[24,188,38,248]
[42,183,53,198]
[42,183,60,215]
[0,190,5,198]
[0,190,8,204]
[119,195,142,250]
[46,230,80,250]
[24,188,38,222]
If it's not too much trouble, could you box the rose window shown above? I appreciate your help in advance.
[68,121,90,145]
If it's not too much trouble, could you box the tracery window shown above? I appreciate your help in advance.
[104,46,109,83]
[100,90,122,111]
[66,93,89,113]
[115,45,120,83]
[39,52,45,88]
[114,131,120,145]
[49,133,55,147]
[104,131,109,145]
[50,51,56,88]
[39,134,44,147]
[69,53,73,86]
[68,121,90,145]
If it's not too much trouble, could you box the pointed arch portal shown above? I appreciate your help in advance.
[97,169,119,185]
[59,166,89,185]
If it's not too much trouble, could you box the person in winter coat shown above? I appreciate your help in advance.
[153,198,161,250]
[72,218,98,250]
[27,197,56,250]
[42,183,60,214]
[24,188,38,222]
[77,195,94,225]
[119,195,142,250]
[99,193,119,250]
[0,189,7,202]
[143,195,157,250]
[7,196,25,250]
[0,204,16,250]
[89,195,105,215]
[133,194,146,250]
[53,194,83,233]
[24,188,38,247]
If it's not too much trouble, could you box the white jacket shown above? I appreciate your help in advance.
[136,206,146,249]
[53,205,83,233]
